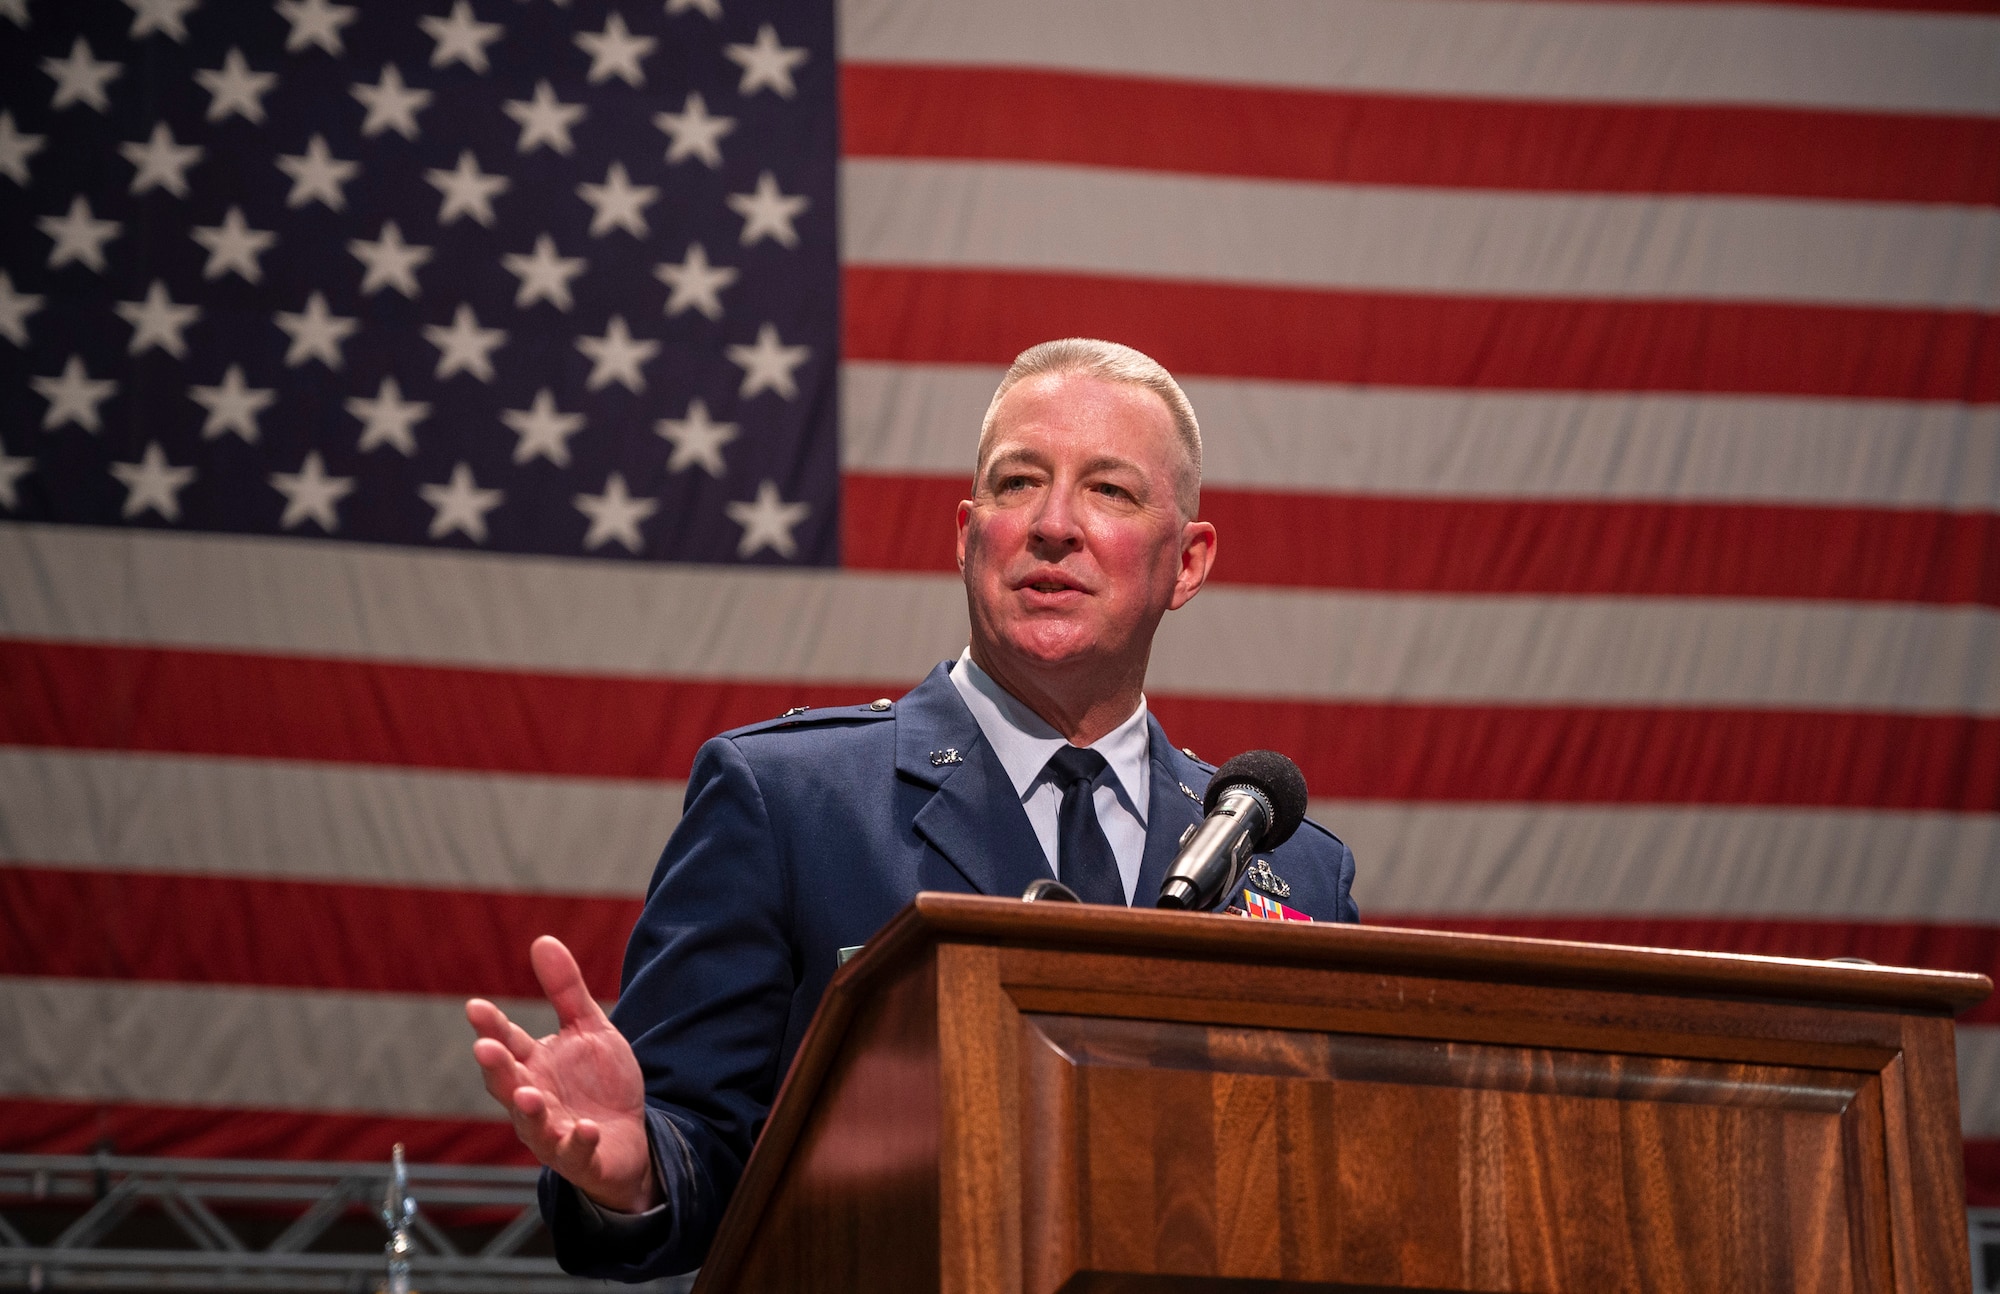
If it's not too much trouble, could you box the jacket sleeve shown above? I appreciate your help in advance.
[541,734,797,1280]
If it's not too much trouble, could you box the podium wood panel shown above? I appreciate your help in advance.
[693,895,1987,1294]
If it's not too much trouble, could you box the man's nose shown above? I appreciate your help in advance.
[1027,484,1083,549]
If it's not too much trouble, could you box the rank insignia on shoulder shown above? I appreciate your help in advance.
[1178,781,1200,803]
[781,705,810,717]
[929,748,963,767]
[1246,857,1291,899]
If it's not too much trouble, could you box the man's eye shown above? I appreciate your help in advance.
[1093,482,1132,500]
[997,476,1032,493]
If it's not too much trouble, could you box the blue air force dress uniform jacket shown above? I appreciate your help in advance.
[541,661,1360,1279]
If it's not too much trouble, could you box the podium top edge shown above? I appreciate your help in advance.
[852,893,1993,1015]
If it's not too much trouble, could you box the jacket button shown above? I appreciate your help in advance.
[868,699,892,711]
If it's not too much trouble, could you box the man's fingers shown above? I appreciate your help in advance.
[466,999,539,1062]
[529,936,610,1031]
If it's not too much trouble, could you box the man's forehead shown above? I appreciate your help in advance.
[991,370,1175,431]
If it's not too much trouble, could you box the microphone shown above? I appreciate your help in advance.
[1156,750,1309,912]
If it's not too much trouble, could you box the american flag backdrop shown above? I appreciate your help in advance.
[3,0,1999,1202]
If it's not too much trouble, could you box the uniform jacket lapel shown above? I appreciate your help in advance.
[1135,718,1211,908]
[895,663,1052,899]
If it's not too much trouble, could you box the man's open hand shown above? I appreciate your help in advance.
[466,936,659,1213]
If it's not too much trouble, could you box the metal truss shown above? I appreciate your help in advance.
[0,1153,691,1293]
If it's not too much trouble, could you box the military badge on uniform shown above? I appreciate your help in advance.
[1241,890,1313,922]
[928,748,963,767]
[1245,857,1291,899]
[1178,781,1200,803]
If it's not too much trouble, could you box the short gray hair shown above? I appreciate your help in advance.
[976,338,1202,518]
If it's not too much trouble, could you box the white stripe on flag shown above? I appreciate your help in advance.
[839,0,2000,116]
[5,526,1996,713]
[3,975,1993,1133]
[1960,1027,2000,1137]
[842,363,2000,511]
[842,159,2000,308]
[1334,801,2000,920]
[0,977,549,1118]
[0,749,677,895]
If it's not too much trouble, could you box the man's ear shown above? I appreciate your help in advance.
[955,500,973,572]
[1169,520,1216,610]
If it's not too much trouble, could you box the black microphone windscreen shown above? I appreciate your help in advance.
[1203,750,1309,850]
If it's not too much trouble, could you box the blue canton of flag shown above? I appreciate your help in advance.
[0,0,839,564]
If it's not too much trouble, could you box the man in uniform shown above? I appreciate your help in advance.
[466,339,1360,1279]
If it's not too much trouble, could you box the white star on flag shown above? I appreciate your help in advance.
[726,171,808,248]
[421,1,504,73]
[191,206,275,282]
[0,269,44,345]
[32,356,118,432]
[110,442,196,521]
[189,365,274,442]
[277,135,358,210]
[724,24,807,99]
[43,38,123,113]
[195,48,276,124]
[0,451,31,510]
[421,463,505,542]
[654,243,737,320]
[576,315,658,392]
[654,92,733,168]
[504,80,585,155]
[124,0,200,42]
[574,472,656,552]
[274,291,357,369]
[349,221,432,297]
[667,0,722,18]
[657,399,737,477]
[0,111,45,185]
[353,64,433,140]
[426,150,509,226]
[114,280,202,357]
[576,161,656,238]
[270,451,354,531]
[503,234,586,311]
[346,376,430,455]
[725,480,810,558]
[121,122,203,197]
[425,303,507,381]
[276,0,358,55]
[39,196,121,273]
[575,12,654,87]
[726,322,810,400]
[503,388,586,466]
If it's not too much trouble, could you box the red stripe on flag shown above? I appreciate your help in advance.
[0,865,641,1001]
[0,639,868,781]
[3,640,1997,809]
[0,1101,1993,1200]
[843,65,2000,205]
[843,474,2000,605]
[843,267,2000,401]
[1151,692,2000,810]
[0,1096,529,1164]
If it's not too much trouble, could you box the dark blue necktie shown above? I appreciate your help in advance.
[1045,745,1127,905]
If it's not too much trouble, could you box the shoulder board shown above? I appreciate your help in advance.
[724,698,898,739]
[1174,745,1219,775]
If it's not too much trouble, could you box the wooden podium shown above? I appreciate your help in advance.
[691,894,1989,1293]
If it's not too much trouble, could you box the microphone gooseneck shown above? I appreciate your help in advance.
[1157,750,1309,912]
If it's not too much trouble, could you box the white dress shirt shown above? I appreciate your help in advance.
[948,648,1151,904]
